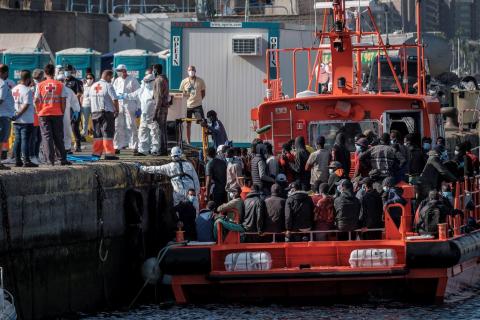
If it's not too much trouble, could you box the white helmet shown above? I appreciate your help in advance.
[170,146,183,159]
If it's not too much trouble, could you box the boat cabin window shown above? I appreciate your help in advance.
[308,121,380,152]
[367,58,418,93]
[383,111,422,139]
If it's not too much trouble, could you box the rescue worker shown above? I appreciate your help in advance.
[113,64,140,154]
[180,65,206,145]
[306,136,331,188]
[0,64,13,170]
[30,69,44,165]
[359,133,405,182]
[12,70,37,167]
[57,73,81,153]
[152,64,169,156]
[63,64,83,152]
[203,110,228,150]
[34,64,71,166]
[87,70,120,160]
[124,73,159,156]
[81,73,95,140]
[138,146,200,206]
[334,179,360,240]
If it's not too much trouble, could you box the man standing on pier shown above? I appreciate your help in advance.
[87,70,119,160]
[153,64,170,156]
[34,64,71,166]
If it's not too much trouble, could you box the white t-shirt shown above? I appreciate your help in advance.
[12,84,34,124]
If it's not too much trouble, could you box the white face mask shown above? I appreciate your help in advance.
[229,192,236,199]
[188,70,196,78]
[454,150,460,156]
[116,71,124,78]
[329,169,334,174]
[145,81,154,89]
[383,186,389,192]
[86,79,93,86]
[64,71,71,78]
[187,195,196,203]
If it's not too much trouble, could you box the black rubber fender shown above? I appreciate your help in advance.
[407,231,480,268]
[161,247,211,275]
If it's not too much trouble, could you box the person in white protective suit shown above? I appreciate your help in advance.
[138,146,200,206]
[124,73,160,156]
[113,64,140,153]
[56,73,81,152]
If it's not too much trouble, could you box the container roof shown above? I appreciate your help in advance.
[56,48,101,55]
[114,49,155,56]
[4,47,50,54]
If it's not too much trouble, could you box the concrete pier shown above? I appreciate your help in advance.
[0,149,188,319]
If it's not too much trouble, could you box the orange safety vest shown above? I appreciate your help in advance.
[36,79,64,116]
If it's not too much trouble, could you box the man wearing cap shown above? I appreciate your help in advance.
[113,64,140,154]
[327,161,347,195]
[86,70,119,160]
[306,136,331,189]
[124,73,159,156]
[179,65,206,145]
[334,179,360,240]
[64,64,83,152]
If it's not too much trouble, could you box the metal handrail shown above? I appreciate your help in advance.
[243,228,385,242]
[112,3,177,14]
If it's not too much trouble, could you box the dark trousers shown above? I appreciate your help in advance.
[39,116,67,165]
[71,117,81,146]
[156,106,168,155]
[29,126,41,158]
[13,123,33,162]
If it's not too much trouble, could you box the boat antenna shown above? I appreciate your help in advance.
[385,2,390,46]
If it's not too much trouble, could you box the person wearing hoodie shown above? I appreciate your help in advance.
[251,143,275,194]
[264,184,286,234]
[334,179,361,240]
[327,161,347,195]
[419,149,457,202]
[242,184,266,240]
[331,132,351,176]
[289,136,311,190]
[285,181,314,241]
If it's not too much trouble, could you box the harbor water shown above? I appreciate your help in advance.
[82,289,480,320]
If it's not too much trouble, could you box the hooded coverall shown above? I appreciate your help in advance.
[125,82,159,154]
[63,86,81,150]
[113,75,140,150]
[140,160,200,206]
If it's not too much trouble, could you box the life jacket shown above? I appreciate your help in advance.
[36,79,64,116]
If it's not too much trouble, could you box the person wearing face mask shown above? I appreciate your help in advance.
[57,73,81,153]
[454,141,478,178]
[202,110,228,150]
[327,161,346,195]
[152,64,170,156]
[11,70,38,168]
[113,64,140,154]
[225,148,244,198]
[205,146,227,208]
[306,136,331,190]
[29,69,44,165]
[63,65,83,152]
[123,73,159,156]
[434,136,449,163]
[419,149,457,203]
[187,189,200,215]
[422,136,432,155]
[179,66,206,145]
[81,73,95,141]
[352,137,370,179]
[218,185,245,222]
[86,70,120,160]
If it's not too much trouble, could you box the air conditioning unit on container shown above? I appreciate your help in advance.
[232,35,263,56]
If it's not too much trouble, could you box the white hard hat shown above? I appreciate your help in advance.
[170,146,183,158]
[143,73,155,82]
[115,64,127,71]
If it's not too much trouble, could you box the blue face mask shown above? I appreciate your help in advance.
[423,143,431,151]
[442,192,453,204]
[355,145,362,153]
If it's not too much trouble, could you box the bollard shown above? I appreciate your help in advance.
[438,223,447,240]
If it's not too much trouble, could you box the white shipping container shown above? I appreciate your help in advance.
[225,251,272,272]
[349,248,397,268]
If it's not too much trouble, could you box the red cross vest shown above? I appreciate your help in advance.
[36,79,64,116]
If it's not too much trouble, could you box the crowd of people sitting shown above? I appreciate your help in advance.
[141,128,480,243]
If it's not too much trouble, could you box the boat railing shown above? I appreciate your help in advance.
[458,108,480,133]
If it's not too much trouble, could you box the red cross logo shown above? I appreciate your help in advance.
[12,89,20,100]
[94,83,103,93]
[46,83,56,93]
